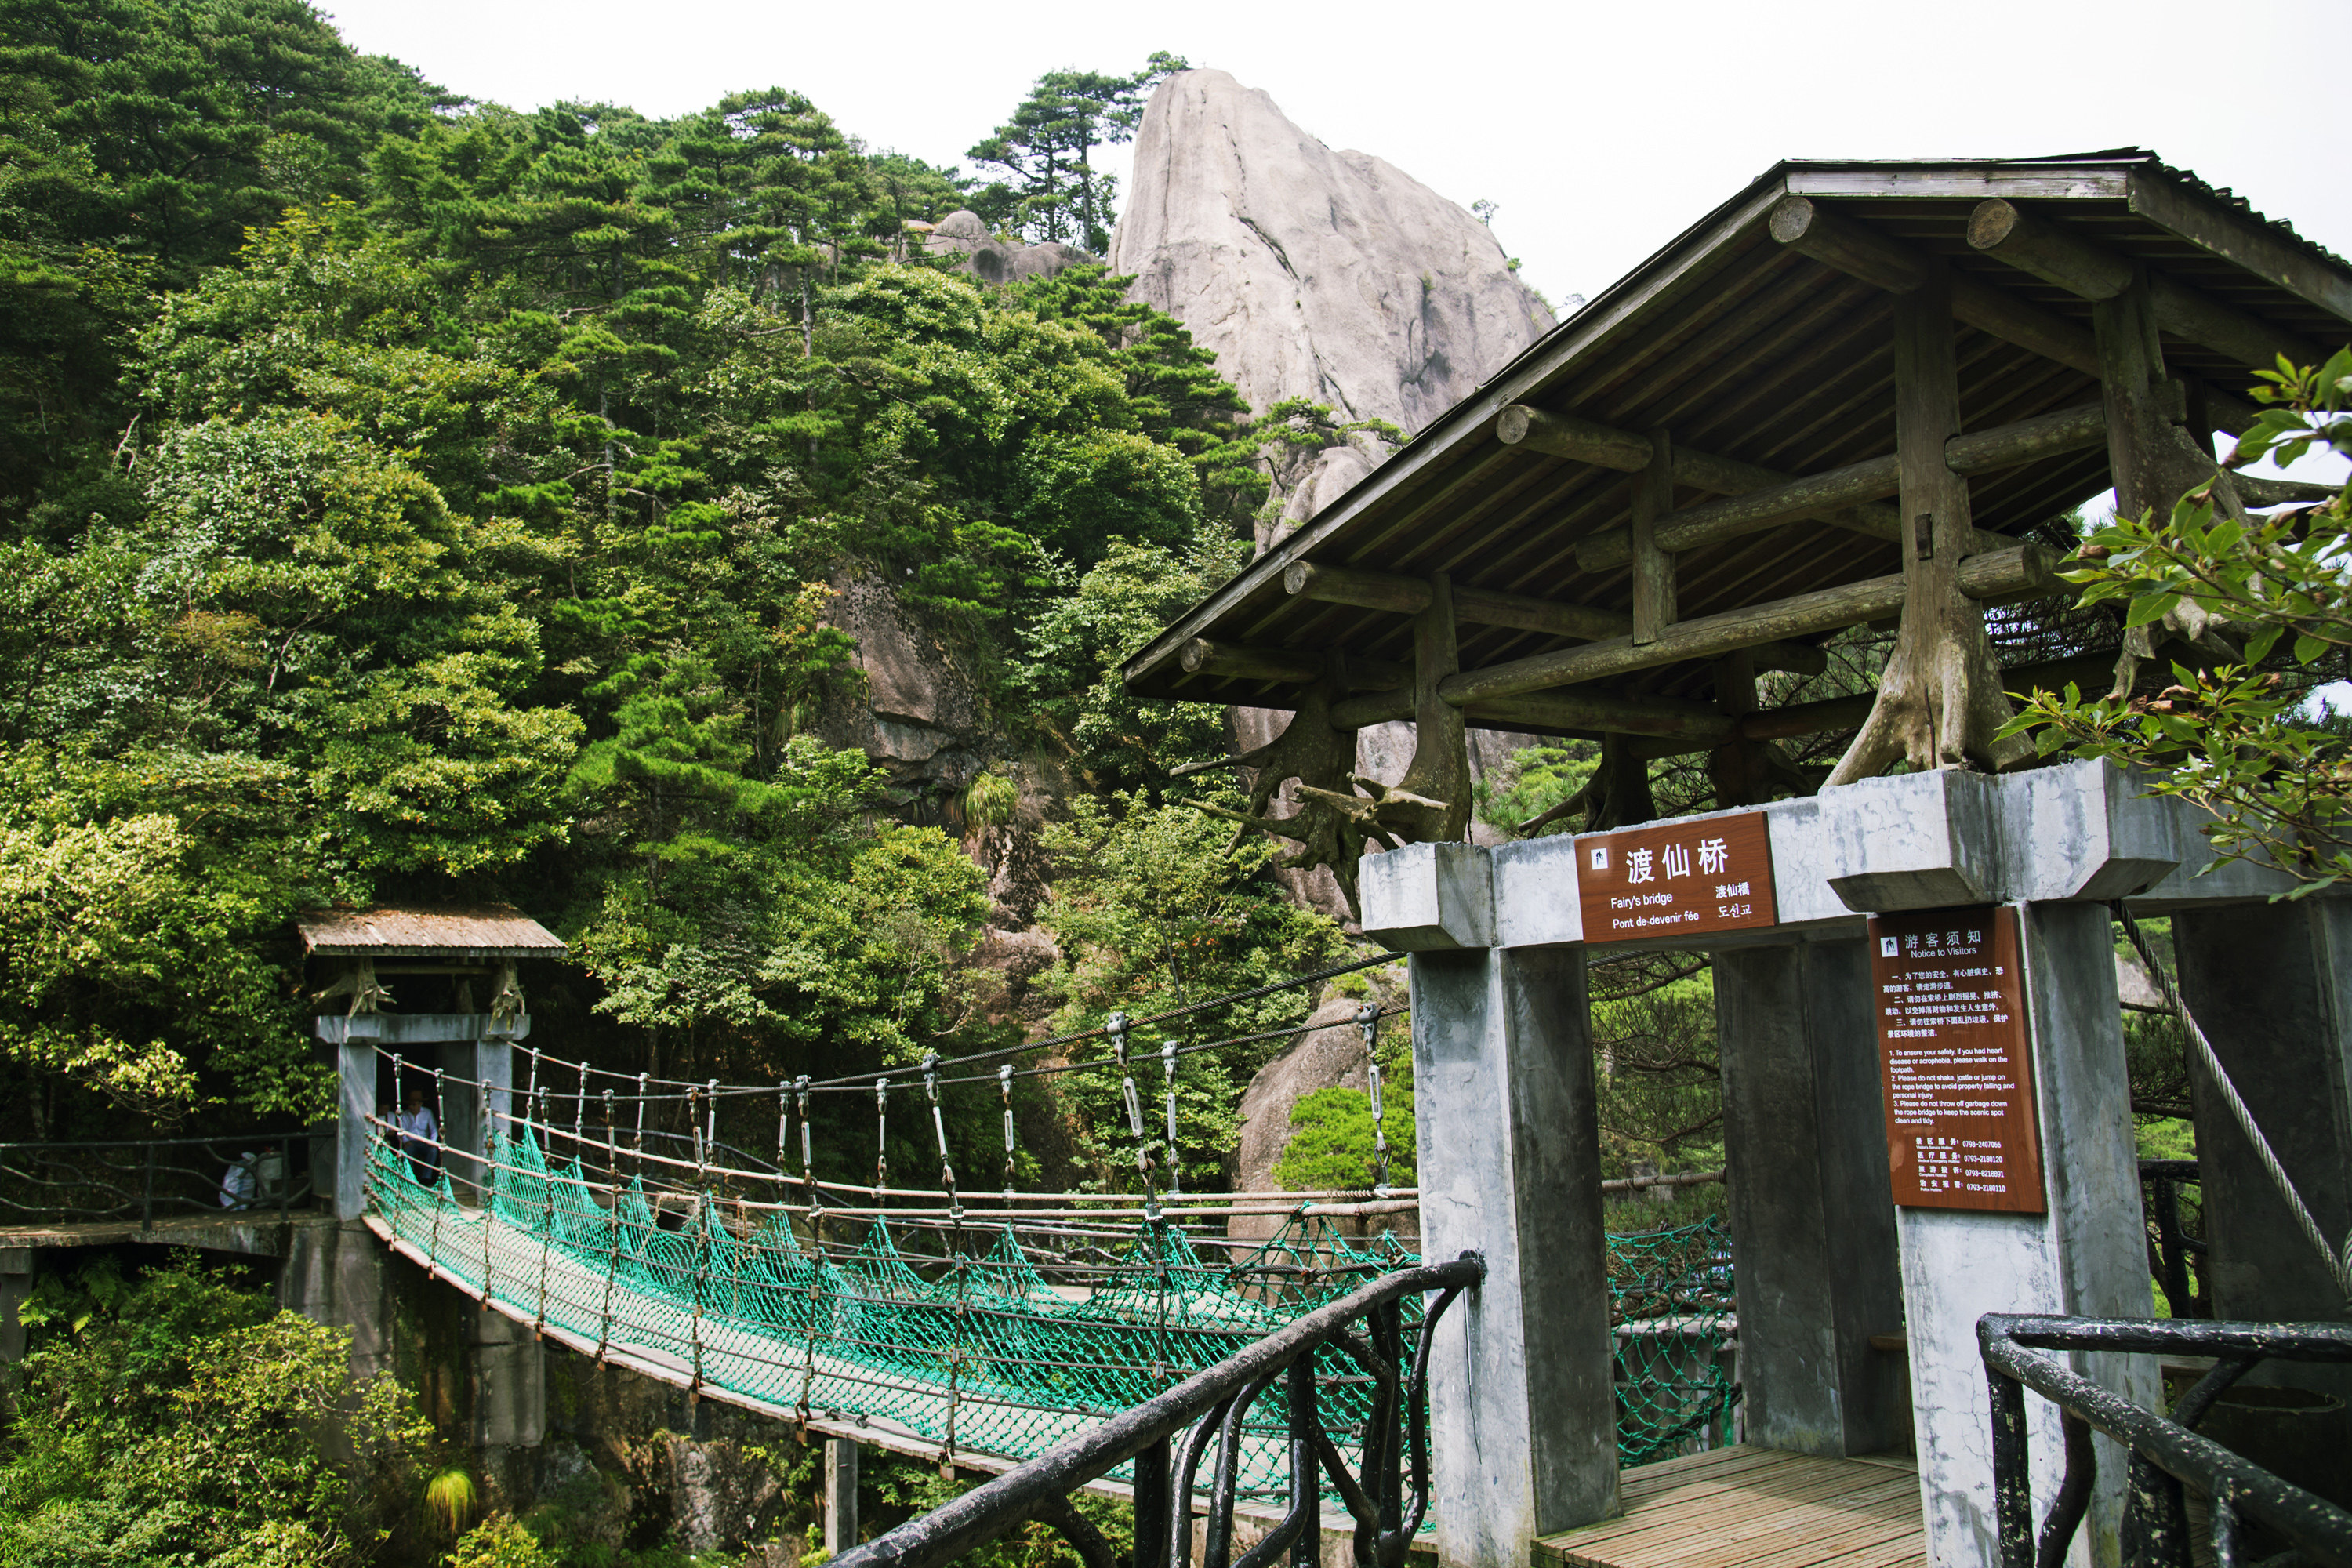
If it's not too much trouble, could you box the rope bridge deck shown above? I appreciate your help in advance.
[365,1127,1737,1499]
[367,1133,1419,1494]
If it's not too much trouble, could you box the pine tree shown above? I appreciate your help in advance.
[965,54,1185,250]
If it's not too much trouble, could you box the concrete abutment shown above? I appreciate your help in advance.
[1366,760,2321,1568]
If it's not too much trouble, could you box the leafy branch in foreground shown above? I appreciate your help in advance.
[2001,349,2352,895]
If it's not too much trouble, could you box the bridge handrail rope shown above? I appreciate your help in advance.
[500,950,1398,1099]
[2116,906,2352,1308]
[828,1254,1484,1568]
[501,1115,1415,1216]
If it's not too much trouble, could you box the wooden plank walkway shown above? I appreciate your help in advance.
[1537,1446,1923,1568]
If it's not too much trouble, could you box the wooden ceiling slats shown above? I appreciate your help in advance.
[1126,158,2352,721]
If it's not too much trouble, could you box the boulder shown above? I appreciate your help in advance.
[1109,68,1556,550]
[922,209,1098,287]
[1226,995,1371,1240]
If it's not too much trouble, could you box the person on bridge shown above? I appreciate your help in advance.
[396,1085,441,1188]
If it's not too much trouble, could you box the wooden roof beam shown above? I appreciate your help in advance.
[1280,562,1830,677]
[1330,684,1736,743]
[1967,198,2332,373]
[1769,195,2100,376]
[1178,640,1406,688]
[1442,543,2058,707]
[1283,561,1627,641]
[1497,405,1900,544]
[1573,402,2105,571]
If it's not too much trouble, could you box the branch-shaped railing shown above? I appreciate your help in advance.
[1980,1313,2352,1568]
[0,1136,314,1227]
[2138,1160,2208,1320]
[833,1253,1483,1568]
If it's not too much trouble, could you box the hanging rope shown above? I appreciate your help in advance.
[999,1064,1016,1199]
[1109,1012,1162,1222]
[426,1066,448,1276]
[572,1059,589,1156]
[1161,1037,1182,1196]
[1359,1002,1391,1198]
[596,1089,620,1366]
[2117,905,2352,1307]
[794,1075,812,1200]
[925,1052,960,1221]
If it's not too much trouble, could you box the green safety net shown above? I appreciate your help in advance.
[368,1134,1736,1495]
[1606,1217,1740,1465]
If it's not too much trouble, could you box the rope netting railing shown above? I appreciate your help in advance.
[357,966,1738,1495]
[365,1122,1414,1502]
[1606,1216,1740,1465]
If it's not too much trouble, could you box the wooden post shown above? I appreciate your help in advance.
[1387,573,1472,843]
[2092,268,2247,694]
[1707,651,1770,808]
[823,1436,859,1555]
[2094,269,2173,528]
[1631,429,1676,644]
[1824,266,2031,785]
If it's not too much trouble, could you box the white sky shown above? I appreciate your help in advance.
[321,0,2352,690]
[324,0,2352,316]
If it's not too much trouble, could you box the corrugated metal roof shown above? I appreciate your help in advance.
[296,906,566,959]
[1122,152,2352,730]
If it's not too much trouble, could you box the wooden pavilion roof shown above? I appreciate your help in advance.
[296,905,566,960]
[1123,151,2352,733]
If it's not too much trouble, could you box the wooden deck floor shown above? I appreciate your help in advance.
[1537,1446,1924,1568]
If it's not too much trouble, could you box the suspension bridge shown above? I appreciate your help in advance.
[355,967,1738,1510]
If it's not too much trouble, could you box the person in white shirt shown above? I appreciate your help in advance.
[218,1152,258,1208]
[396,1087,441,1188]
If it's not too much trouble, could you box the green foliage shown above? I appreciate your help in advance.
[1588,960,1723,1174]
[0,1253,433,1566]
[965,56,1183,251]
[1010,535,1238,792]
[1034,793,1356,1188]
[447,1513,560,1568]
[1271,1039,1416,1192]
[1475,742,1599,833]
[858,1451,1131,1568]
[0,0,1285,1254]
[2002,350,2352,895]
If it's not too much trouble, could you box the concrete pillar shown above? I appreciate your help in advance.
[2175,900,2352,1421]
[1896,902,2154,1568]
[280,1218,396,1383]
[1715,937,1907,1455]
[335,1020,381,1220]
[470,1301,546,1450]
[1414,945,1618,1567]
[0,1247,30,1363]
[440,1033,514,1207]
[823,1436,859,1555]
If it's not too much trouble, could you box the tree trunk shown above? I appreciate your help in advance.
[1827,269,2032,786]
[2095,270,2247,695]
[1381,573,1472,843]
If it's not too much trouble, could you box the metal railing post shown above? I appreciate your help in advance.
[140,1143,155,1232]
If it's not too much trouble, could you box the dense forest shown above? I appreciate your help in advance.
[0,0,1405,1192]
[11,2,2312,1561]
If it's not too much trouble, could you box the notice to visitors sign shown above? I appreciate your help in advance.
[1577,811,1777,943]
[1868,906,2045,1214]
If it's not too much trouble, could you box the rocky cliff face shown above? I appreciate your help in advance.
[1109,68,1555,545]
[1109,70,1560,920]
[916,209,1097,286]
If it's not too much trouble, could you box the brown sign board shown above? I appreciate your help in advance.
[1577,811,1778,944]
[1869,906,2045,1214]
